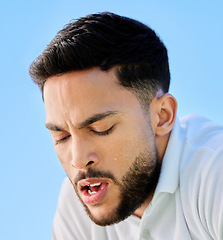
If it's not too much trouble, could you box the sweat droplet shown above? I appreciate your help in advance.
[114,157,117,161]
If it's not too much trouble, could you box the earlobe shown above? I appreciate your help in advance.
[155,93,177,136]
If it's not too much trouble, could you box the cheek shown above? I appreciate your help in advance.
[100,134,142,175]
[101,123,154,176]
[55,147,76,180]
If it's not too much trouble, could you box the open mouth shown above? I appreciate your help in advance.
[78,179,109,205]
[84,182,103,195]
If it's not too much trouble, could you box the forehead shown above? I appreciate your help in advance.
[43,68,143,124]
[44,68,118,102]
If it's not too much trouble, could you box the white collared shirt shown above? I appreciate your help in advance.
[52,115,223,240]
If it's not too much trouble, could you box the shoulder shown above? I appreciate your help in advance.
[178,115,223,239]
[179,114,223,187]
[179,114,223,180]
[180,114,223,149]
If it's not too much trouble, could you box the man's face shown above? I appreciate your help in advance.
[44,67,161,225]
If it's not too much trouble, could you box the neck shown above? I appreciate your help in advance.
[133,186,156,218]
[133,132,171,218]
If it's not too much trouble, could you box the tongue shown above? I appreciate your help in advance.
[89,185,101,192]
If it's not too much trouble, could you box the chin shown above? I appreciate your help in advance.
[88,209,121,226]
[86,203,120,226]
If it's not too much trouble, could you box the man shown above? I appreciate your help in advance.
[29,12,223,240]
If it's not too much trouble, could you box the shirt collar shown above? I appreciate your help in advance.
[153,117,186,196]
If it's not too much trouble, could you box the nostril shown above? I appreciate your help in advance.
[86,161,94,166]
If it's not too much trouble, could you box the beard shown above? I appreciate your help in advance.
[71,146,161,226]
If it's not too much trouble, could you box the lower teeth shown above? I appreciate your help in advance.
[88,190,97,196]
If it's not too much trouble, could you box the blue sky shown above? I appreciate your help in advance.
[1,1,222,239]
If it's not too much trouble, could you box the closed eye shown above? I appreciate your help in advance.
[91,125,115,136]
[55,135,71,145]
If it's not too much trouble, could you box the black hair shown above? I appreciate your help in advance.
[29,12,170,106]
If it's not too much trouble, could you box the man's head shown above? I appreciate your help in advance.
[29,12,170,107]
[30,12,177,226]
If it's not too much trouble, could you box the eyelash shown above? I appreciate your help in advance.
[55,135,70,145]
[55,125,115,145]
[91,125,115,136]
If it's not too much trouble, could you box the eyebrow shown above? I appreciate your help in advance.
[45,111,119,132]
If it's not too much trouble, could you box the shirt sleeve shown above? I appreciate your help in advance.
[203,147,223,239]
[180,141,223,240]
[52,177,92,240]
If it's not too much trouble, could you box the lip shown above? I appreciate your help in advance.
[78,178,109,205]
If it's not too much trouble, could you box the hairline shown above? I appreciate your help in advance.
[41,66,159,107]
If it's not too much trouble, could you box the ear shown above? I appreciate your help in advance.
[151,93,177,137]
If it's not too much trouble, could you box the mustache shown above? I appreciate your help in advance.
[74,168,119,185]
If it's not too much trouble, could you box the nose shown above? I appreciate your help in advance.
[71,137,100,170]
